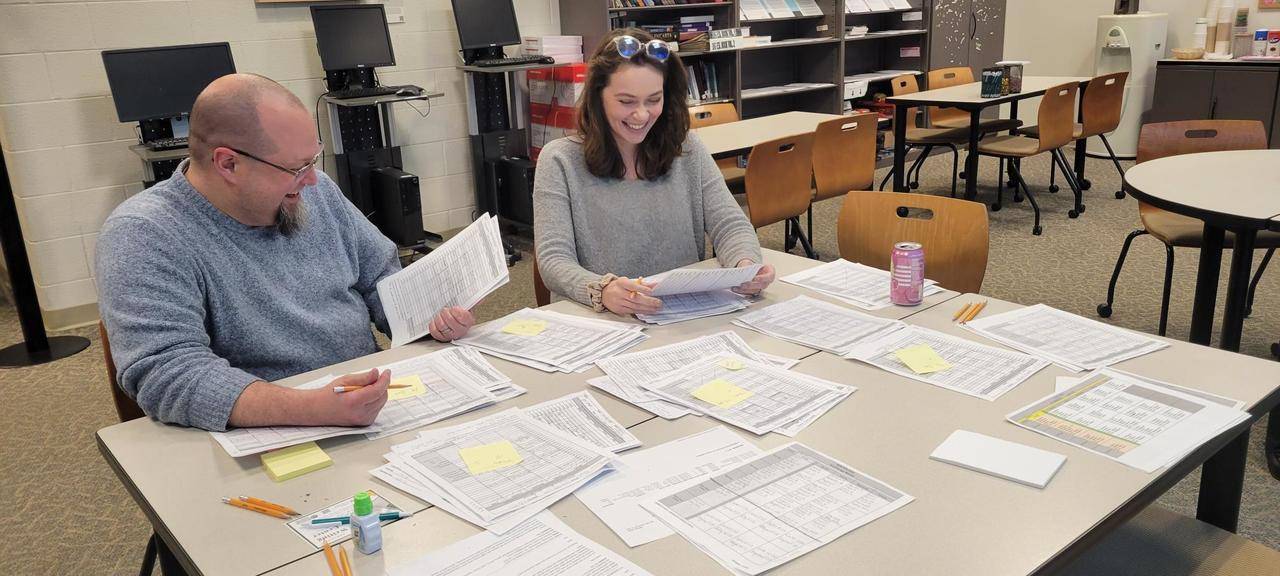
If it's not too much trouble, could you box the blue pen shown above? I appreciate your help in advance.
[310,511,411,526]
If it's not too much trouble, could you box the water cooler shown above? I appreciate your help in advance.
[1092,12,1168,159]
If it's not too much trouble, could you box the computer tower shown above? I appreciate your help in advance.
[496,156,535,227]
[470,128,526,217]
[371,166,424,246]
[335,147,402,217]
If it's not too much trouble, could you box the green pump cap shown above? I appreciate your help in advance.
[353,492,373,516]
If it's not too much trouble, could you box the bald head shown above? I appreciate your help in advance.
[188,73,309,166]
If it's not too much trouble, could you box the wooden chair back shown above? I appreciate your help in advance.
[99,321,146,423]
[1136,120,1268,164]
[1081,71,1128,137]
[532,251,551,307]
[812,114,877,202]
[836,191,989,293]
[690,102,742,173]
[890,74,923,128]
[744,133,815,229]
[1034,82,1081,152]
[927,66,972,127]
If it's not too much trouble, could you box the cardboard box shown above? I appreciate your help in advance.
[529,102,578,160]
[527,63,587,107]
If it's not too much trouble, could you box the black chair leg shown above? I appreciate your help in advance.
[788,217,818,259]
[783,219,795,252]
[879,145,912,191]
[1048,153,1059,193]
[806,204,814,249]
[1266,409,1279,480]
[1052,149,1085,218]
[1246,247,1274,318]
[1008,161,1042,235]
[139,533,159,576]
[1098,134,1127,199]
[1159,244,1175,337]
[1097,229,1149,319]
[946,144,959,197]
[906,145,933,190]
[991,157,1004,212]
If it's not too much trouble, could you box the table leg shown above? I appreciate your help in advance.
[893,103,908,192]
[1074,80,1088,187]
[1007,101,1019,186]
[1219,228,1256,352]
[964,109,981,200]
[1188,224,1225,346]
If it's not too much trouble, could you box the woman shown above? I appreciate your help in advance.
[533,28,774,316]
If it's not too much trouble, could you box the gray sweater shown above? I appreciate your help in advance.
[95,161,400,431]
[533,133,763,305]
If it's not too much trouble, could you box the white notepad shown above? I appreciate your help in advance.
[930,430,1065,489]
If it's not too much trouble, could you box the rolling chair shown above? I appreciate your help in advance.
[689,102,745,191]
[744,133,819,259]
[878,74,968,195]
[809,114,878,242]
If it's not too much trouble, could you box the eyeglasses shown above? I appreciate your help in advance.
[612,35,671,63]
[224,146,323,181]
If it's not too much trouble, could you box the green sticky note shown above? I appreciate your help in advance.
[692,378,754,408]
[261,442,332,483]
[501,319,547,336]
[894,344,953,374]
[459,441,523,475]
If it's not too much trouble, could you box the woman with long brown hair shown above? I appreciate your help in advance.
[533,29,774,315]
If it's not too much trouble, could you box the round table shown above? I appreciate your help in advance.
[1122,149,1280,531]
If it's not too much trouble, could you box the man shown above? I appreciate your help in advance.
[97,73,474,432]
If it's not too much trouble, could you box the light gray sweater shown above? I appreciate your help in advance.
[533,133,763,305]
[95,161,400,431]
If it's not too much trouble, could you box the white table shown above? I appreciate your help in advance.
[887,76,1092,200]
[693,111,843,159]
[268,295,1280,576]
[95,249,958,575]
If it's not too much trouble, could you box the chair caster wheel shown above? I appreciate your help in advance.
[990,203,1001,212]
[1048,184,1059,193]
[959,171,968,180]
[1078,204,1086,214]
[896,207,909,217]
[1068,210,1079,219]
[1013,195,1024,203]
[1006,180,1016,189]
[910,182,920,190]
[1032,225,1043,236]
[1097,303,1112,318]
[1115,190,1126,199]
[1080,178,1092,190]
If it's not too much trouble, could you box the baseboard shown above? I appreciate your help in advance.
[42,302,100,331]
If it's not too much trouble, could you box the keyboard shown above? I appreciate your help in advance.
[328,86,401,100]
[470,55,556,68]
[145,137,188,151]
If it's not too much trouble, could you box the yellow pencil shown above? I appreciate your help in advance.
[239,496,298,516]
[629,277,644,300]
[322,541,342,576]
[221,497,291,519]
[952,303,973,322]
[339,546,354,576]
[962,300,988,324]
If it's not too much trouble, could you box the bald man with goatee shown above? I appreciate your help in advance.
[96,74,476,431]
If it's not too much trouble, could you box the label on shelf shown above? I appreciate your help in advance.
[903,11,923,21]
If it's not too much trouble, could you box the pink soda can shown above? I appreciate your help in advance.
[890,242,925,306]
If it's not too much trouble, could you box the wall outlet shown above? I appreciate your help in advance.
[386,6,405,24]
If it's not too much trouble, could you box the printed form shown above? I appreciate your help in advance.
[781,259,943,310]
[525,391,642,453]
[641,443,914,575]
[597,331,771,403]
[733,295,906,354]
[648,264,762,296]
[456,308,646,373]
[964,304,1168,371]
[379,214,508,347]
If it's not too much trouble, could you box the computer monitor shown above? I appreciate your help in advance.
[101,43,236,123]
[452,0,521,51]
[311,4,396,71]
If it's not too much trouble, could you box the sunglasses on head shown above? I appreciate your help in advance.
[612,35,671,62]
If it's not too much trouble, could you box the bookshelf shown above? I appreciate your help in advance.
[557,0,934,140]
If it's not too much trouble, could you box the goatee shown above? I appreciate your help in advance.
[276,202,307,237]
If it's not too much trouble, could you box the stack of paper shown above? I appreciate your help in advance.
[389,512,653,576]
[1007,369,1250,473]
[733,294,906,355]
[632,265,761,325]
[844,325,1049,401]
[636,290,750,325]
[641,443,914,575]
[455,308,647,373]
[378,214,508,348]
[577,426,764,547]
[371,409,619,532]
[781,259,944,310]
[963,304,1169,371]
[524,392,641,453]
[641,354,854,436]
[211,347,513,456]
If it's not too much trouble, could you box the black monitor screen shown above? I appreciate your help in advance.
[101,43,236,122]
[452,0,521,50]
[311,4,396,70]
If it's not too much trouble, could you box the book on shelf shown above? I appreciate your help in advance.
[739,0,772,20]
[685,61,720,103]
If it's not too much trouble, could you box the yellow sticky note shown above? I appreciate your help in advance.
[388,374,426,401]
[458,441,523,475]
[501,319,547,336]
[692,378,754,408]
[261,441,332,483]
[893,344,953,374]
[718,357,745,370]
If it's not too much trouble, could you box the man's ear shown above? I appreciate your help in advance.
[210,147,239,181]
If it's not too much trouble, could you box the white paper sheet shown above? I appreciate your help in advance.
[364,350,499,440]
[210,375,365,457]
[641,443,914,575]
[636,289,749,325]
[525,391,642,453]
[456,308,646,373]
[1007,370,1250,473]
[576,426,764,547]
[845,325,1049,401]
[587,376,696,420]
[795,0,824,16]
[388,512,653,576]
[740,0,774,20]
[780,259,942,310]
[597,331,771,403]
[648,264,762,296]
[963,304,1169,372]
[930,430,1066,488]
[379,214,508,347]
[733,294,906,355]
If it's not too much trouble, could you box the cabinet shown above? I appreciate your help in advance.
[1148,62,1280,147]
[927,0,1004,82]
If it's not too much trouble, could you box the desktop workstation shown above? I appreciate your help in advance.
[2,1,1279,575]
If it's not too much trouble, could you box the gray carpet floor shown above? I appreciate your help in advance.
[0,149,1276,575]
